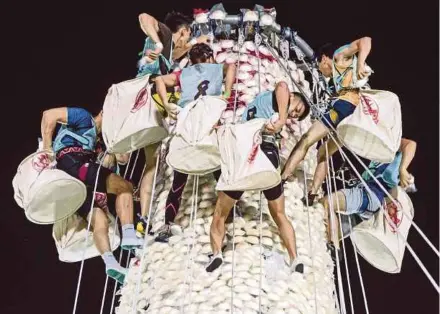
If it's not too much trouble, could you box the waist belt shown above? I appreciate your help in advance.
[56,147,94,159]
[262,134,277,146]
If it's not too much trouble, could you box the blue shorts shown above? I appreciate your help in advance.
[340,184,383,220]
[322,99,356,129]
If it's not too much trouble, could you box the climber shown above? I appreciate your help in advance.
[152,43,236,242]
[40,107,144,282]
[138,10,210,76]
[206,81,311,273]
[281,37,373,182]
[314,137,416,255]
[135,11,210,233]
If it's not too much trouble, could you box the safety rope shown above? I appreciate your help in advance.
[329,154,354,314]
[180,175,199,313]
[325,144,346,314]
[298,122,319,314]
[341,167,370,314]
[100,152,137,314]
[230,26,245,313]
[106,152,141,314]
[187,176,200,310]
[72,151,107,314]
[130,153,161,312]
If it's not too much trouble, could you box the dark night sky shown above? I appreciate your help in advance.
[3,1,439,313]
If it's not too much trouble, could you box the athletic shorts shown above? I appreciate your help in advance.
[322,98,356,129]
[76,189,116,220]
[340,184,383,220]
[213,141,283,201]
[56,151,112,194]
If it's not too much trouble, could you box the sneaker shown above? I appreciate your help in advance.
[155,224,172,243]
[106,265,128,284]
[136,214,153,237]
[301,192,318,206]
[206,253,223,272]
[290,258,304,274]
[121,236,144,250]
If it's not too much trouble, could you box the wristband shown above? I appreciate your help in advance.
[155,42,164,50]
[223,91,231,98]
[189,38,197,46]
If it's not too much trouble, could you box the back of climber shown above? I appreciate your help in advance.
[152,43,236,243]
[206,82,311,274]
[40,107,143,283]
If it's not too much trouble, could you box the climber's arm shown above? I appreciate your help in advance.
[41,107,67,151]
[138,13,161,44]
[223,63,236,97]
[398,138,417,187]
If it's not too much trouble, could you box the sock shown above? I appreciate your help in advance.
[101,252,119,268]
[122,224,137,239]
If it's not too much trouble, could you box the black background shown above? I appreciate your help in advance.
[3,1,439,313]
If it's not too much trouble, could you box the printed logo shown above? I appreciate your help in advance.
[131,87,149,113]
[32,153,51,172]
[385,199,403,233]
[361,95,379,124]
[94,192,109,211]
[329,109,339,124]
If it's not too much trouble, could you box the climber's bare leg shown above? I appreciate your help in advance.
[281,121,329,180]
[140,143,161,217]
[210,192,237,255]
[267,194,297,263]
[105,173,134,226]
[90,207,111,254]
[319,191,347,246]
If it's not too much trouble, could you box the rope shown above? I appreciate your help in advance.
[341,170,370,314]
[299,123,318,314]
[72,151,108,314]
[258,192,263,313]
[324,144,346,314]
[105,152,137,314]
[130,154,161,312]
[326,134,440,293]
[180,176,198,313]
[329,154,354,314]
[186,176,200,312]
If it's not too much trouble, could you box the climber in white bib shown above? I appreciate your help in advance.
[311,137,416,258]
[40,107,143,282]
[151,43,236,242]
[206,81,311,273]
[281,37,373,181]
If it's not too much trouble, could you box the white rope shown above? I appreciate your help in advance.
[329,154,354,314]
[258,192,263,313]
[180,176,198,313]
[327,134,440,293]
[130,154,161,312]
[105,151,139,314]
[341,170,370,314]
[299,124,319,314]
[187,176,200,311]
[72,151,107,314]
[325,144,346,314]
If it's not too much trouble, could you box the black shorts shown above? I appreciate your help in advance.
[76,189,117,220]
[56,152,112,193]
